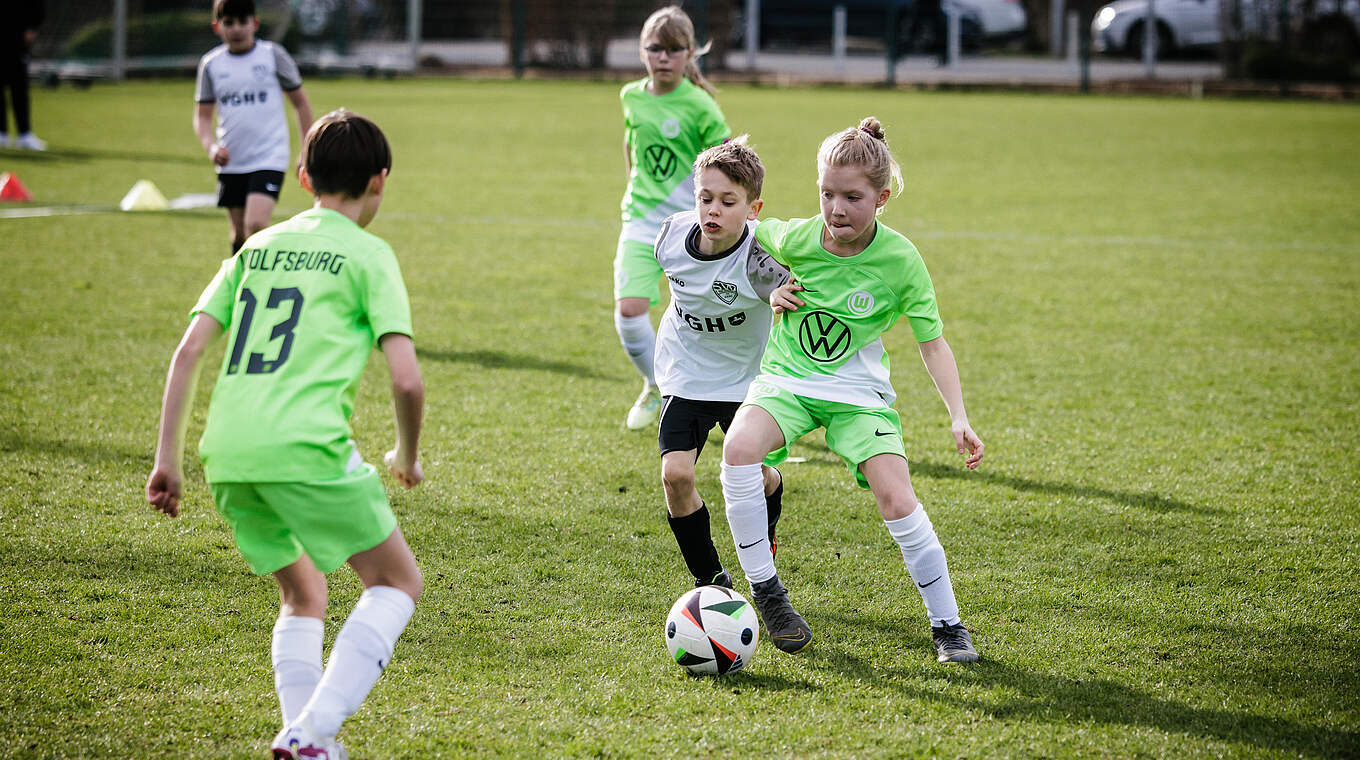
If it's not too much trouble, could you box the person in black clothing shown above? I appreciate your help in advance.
[1,0,46,150]
[903,0,949,66]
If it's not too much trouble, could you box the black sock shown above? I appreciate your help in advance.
[232,238,245,255]
[765,469,783,541]
[667,503,724,583]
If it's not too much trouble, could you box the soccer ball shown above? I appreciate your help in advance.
[664,585,759,675]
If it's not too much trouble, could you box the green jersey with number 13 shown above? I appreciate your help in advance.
[192,208,413,483]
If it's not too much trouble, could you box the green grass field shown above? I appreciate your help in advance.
[1,78,1357,759]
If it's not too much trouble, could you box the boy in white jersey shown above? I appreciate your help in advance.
[654,137,788,589]
[194,0,313,256]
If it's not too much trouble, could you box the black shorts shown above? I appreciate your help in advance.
[658,396,743,459]
[217,170,285,208]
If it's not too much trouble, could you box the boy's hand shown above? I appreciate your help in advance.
[146,466,183,517]
[951,420,985,470]
[770,280,805,316]
[385,448,424,489]
[209,143,230,166]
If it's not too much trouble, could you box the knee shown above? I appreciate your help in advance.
[660,460,695,496]
[722,436,764,467]
[280,583,327,618]
[877,492,920,521]
[616,300,648,319]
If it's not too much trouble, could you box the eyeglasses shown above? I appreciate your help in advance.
[644,44,688,55]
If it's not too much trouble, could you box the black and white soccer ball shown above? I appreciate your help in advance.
[664,585,759,675]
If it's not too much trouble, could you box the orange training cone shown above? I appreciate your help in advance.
[0,172,33,202]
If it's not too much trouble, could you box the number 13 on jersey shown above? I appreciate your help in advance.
[226,286,304,375]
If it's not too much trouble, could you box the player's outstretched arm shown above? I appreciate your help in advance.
[918,335,984,470]
[769,279,805,316]
[147,314,224,516]
[380,333,424,489]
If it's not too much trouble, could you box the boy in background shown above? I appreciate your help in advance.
[195,0,312,255]
[147,109,422,759]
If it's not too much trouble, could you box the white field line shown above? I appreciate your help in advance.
[4,205,1354,256]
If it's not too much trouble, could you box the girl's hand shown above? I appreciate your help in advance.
[385,448,424,489]
[951,420,984,470]
[146,466,183,517]
[770,280,806,315]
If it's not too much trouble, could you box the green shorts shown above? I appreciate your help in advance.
[744,380,907,489]
[210,463,397,575]
[613,236,664,304]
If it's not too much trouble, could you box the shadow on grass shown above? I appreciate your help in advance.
[0,430,146,468]
[0,146,202,165]
[791,440,1214,515]
[417,347,616,380]
[808,644,1356,757]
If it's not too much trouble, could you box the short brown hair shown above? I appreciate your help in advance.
[693,135,764,201]
[301,109,392,199]
[213,0,255,20]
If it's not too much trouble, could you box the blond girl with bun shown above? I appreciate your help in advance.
[719,117,986,663]
[613,5,731,430]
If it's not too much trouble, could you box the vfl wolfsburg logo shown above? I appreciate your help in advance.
[847,290,875,315]
[797,310,853,363]
[643,144,679,181]
[661,118,681,138]
[712,280,738,305]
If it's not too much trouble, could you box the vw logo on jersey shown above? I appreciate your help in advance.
[661,118,681,138]
[749,381,779,398]
[643,145,679,181]
[712,280,738,305]
[847,290,875,315]
[797,310,853,363]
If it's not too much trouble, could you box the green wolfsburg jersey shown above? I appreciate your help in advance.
[192,208,413,482]
[754,217,942,408]
[619,77,730,244]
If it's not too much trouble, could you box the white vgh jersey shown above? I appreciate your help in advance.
[654,211,791,402]
[194,41,303,174]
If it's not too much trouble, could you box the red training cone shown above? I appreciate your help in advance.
[0,172,33,202]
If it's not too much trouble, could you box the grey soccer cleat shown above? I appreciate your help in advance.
[932,621,979,663]
[751,576,812,653]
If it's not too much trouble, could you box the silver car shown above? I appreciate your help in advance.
[1092,0,1360,56]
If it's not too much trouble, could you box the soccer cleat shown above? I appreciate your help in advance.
[15,133,46,151]
[751,575,812,653]
[625,384,662,430]
[270,716,348,760]
[696,569,734,589]
[932,621,979,663]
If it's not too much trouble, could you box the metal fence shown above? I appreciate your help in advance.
[24,0,1360,84]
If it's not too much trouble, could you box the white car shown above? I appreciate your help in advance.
[1091,0,1221,55]
[1092,0,1360,56]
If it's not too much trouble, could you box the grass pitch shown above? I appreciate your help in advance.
[1,78,1358,759]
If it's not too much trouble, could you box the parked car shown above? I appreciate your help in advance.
[737,0,1026,52]
[1091,0,1360,57]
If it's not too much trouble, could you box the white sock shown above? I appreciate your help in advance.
[885,506,961,627]
[297,586,415,737]
[721,462,776,584]
[272,615,323,725]
[614,312,656,387]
